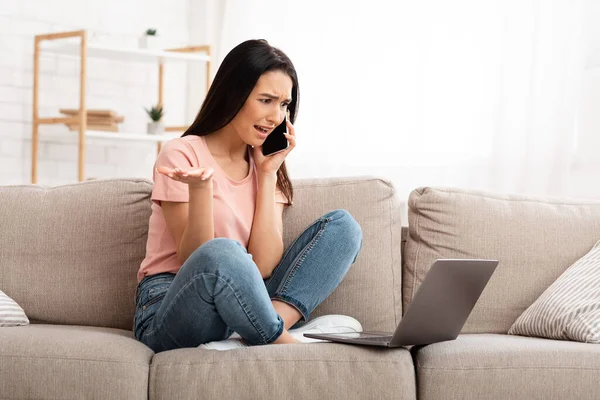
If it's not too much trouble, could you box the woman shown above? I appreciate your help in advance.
[134,39,363,352]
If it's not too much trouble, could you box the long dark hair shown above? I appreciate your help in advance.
[182,39,298,205]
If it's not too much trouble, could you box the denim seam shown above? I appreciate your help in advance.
[162,323,186,349]
[142,294,166,309]
[276,217,329,296]
[136,275,175,305]
[263,217,324,287]
[141,275,214,338]
[142,272,276,345]
[270,294,309,323]
[263,316,285,345]
[264,230,304,286]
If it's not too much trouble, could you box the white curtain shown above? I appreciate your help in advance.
[206,0,585,201]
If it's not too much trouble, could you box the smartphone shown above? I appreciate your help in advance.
[262,115,289,156]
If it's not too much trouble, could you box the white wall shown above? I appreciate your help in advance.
[574,0,600,199]
[185,0,224,121]
[0,0,193,185]
[1,0,598,198]
[193,0,599,202]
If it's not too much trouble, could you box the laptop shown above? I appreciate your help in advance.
[304,259,498,347]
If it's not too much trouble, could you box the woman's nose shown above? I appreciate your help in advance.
[267,109,283,125]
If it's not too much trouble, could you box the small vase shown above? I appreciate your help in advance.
[147,122,164,135]
[139,35,162,50]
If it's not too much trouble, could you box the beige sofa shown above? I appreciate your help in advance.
[1,176,599,400]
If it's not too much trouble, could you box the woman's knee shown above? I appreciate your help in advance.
[190,237,245,265]
[185,238,255,276]
[323,209,363,244]
[321,209,363,264]
[198,237,244,253]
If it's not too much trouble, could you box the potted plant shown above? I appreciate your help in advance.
[145,105,164,134]
[139,28,161,49]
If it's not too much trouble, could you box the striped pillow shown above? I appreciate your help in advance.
[508,240,600,343]
[0,289,30,327]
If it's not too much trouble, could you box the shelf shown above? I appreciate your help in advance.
[41,42,211,63]
[37,129,180,143]
[85,130,180,142]
[31,29,211,183]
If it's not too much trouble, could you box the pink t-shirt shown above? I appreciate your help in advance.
[137,135,291,282]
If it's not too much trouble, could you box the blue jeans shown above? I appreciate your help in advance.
[133,209,363,353]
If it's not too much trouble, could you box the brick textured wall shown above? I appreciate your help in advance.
[0,0,194,185]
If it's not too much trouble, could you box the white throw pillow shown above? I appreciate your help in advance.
[508,240,600,343]
[0,289,30,327]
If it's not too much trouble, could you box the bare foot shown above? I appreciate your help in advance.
[272,329,300,344]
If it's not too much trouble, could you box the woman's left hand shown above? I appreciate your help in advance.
[253,118,296,176]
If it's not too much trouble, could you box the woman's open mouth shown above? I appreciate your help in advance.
[254,125,270,139]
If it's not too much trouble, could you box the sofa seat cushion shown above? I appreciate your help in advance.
[416,334,600,400]
[0,324,152,399]
[150,343,416,400]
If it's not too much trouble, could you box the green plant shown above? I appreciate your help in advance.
[145,105,164,122]
[145,28,157,36]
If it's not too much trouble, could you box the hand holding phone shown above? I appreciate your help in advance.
[262,112,290,156]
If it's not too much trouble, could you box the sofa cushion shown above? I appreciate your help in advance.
[0,179,153,330]
[415,334,600,400]
[509,239,600,343]
[404,187,600,333]
[282,176,403,332]
[150,343,416,400]
[0,324,152,399]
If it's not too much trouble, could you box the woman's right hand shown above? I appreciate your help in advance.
[156,166,215,188]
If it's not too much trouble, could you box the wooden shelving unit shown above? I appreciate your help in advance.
[32,29,212,183]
